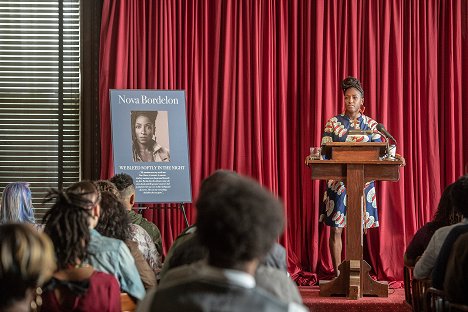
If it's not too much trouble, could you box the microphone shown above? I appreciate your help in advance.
[376,123,396,143]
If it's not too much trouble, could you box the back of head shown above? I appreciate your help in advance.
[433,183,462,226]
[451,175,468,218]
[0,223,55,309]
[0,182,35,224]
[110,173,135,201]
[196,170,284,268]
[94,180,120,197]
[43,181,100,270]
[95,191,130,241]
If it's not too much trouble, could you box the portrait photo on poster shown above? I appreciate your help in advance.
[131,110,171,162]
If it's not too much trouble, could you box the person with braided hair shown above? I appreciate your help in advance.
[41,184,121,311]
[319,76,383,276]
[43,181,145,303]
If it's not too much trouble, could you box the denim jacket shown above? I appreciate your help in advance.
[87,229,145,300]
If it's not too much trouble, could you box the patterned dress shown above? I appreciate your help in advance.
[319,114,382,229]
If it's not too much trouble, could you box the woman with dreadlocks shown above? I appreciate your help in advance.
[41,182,121,312]
[319,76,383,276]
[404,182,462,267]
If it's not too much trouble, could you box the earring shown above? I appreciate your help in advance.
[359,105,366,114]
[30,287,43,312]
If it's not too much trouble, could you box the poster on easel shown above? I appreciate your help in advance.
[110,89,192,203]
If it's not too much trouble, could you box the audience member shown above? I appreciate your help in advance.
[0,182,41,230]
[66,181,145,300]
[41,188,121,311]
[0,223,55,312]
[94,181,162,275]
[431,223,468,289]
[110,173,163,255]
[444,231,468,305]
[137,170,307,312]
[95,191,159,288]
[413,175,468,280]
[159,229,301,305]
[94,179,120,197]
[404,183,461,266]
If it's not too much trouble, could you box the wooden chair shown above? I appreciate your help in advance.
[404,265,413,306]
[121,293,137,312]
[404,264,432,312]
[424,287,449,312]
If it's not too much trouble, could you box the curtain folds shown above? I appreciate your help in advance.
[99,0,468,284]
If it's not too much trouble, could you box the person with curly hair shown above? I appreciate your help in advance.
[95,191,160,288]
[110,173,163,255]
[138,170,308,312]
[319,76,383,276]
[41,186,121,311]
[0,223,55,312]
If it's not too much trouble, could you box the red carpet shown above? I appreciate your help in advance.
[299,286,411,312]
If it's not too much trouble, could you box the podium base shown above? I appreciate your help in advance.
[319,260,388,299]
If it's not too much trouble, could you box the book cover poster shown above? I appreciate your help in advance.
[110,89,192,203]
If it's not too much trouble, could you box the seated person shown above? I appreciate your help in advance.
[444,231,468,305]
[95,191,159,288]
[413,175,468,280]
[66,181,145,300]
[110,173,163,255]
[42,189,121,311]
[0,223,55,312]
[0,182,42,230]
[138,170,307,312]
[404,183,461,267]
[431,223,468,289]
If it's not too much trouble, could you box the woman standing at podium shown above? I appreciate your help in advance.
[320,76,382,276]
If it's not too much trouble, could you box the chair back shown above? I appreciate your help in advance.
[424,287,449,312]
[121,292,137,312]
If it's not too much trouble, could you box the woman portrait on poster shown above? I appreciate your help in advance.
[320,76,382,276]
[131,111,170,162]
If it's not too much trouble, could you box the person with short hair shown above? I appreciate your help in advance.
[110,173,163,255]
[138,170,307,312]
[0,223,55,312]
[131,111,170,162]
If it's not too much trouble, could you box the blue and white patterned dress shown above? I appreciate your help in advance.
[319,113,382,229]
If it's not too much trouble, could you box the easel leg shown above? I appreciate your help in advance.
[179,203,189,227]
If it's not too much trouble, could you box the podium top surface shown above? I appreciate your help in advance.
[321,142,388,160]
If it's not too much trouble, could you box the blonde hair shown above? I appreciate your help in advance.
[0,223,56,308]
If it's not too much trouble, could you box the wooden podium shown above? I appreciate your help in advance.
[306,142,404,299]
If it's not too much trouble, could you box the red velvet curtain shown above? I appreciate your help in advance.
[99,0,468,284]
